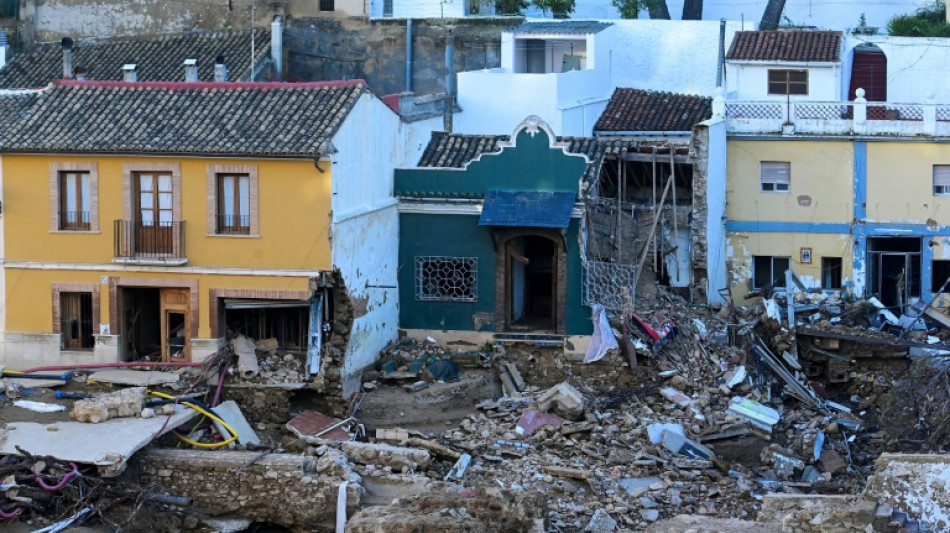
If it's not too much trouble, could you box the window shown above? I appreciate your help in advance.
[59,171,91,230]
[217,173,251,235]
[933,260,950,292]
[60,292,93,350]
[50,162,98,232]
[753,256,790,289]
[822,257,843,289]
[934,166,950,195]
[319,0,334,10]
[415,257,478,302]
[768,69,808,95]
[761,161,790,192]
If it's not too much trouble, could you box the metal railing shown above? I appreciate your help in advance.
[794,102,853,121]
[114,220,186,261]
[58,211,90,231]
[725,101,783,120]
[866,103,923,121]
[216,214,251,235]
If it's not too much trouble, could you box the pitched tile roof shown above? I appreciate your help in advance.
[726,30,842,62]
[0,29,271,89]
[594,88,712,133]
[416,132,622,185]
[509,21,613,35]
[0,80,367,157]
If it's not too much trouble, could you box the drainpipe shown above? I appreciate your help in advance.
[0,30,8,71]
[271,15,283,80]
[406,19,413,92]
[61,37,74,79]
[443,27,455,133]
[716,19,726,88]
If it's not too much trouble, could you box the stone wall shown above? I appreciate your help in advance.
[690,124,710,303]
[132,448,361,531]
[286,17,520,96]
[222,385,292,425]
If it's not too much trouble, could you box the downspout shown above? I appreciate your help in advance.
[717,19,726,88]
[406,19,413,92]
[443,27,455,133]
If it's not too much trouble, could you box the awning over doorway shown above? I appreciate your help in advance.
[478,190,576,228]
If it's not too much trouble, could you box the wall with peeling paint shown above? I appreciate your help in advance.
[329,92,402,398]
[866,142,950,224]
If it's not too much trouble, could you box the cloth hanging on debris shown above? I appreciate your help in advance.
[478,190,576,228]
[585,304,619,363]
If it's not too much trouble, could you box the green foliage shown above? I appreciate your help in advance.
[612,0,643,19]
[886,1,950,37]
[532,0,576,18]
[492,0,529,15]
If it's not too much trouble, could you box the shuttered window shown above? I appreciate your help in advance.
[768,69,808,95]
[934,165,950,195]
[761,161,790,192]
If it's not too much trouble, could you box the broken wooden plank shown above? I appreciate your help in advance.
[544,465,593,480]
[406,437,462,460]
[503,362,525,392]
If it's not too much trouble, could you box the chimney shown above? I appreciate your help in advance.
[0,30,9,71]
[213,55,228,82]
[271,16,283,80]
[61,37,74,79]
[75,67,86,81]
[183,58,198,82]
[122,63,137,82]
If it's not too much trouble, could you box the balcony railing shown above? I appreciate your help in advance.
[114,220,186,262]
[724,96,946,136]
[58,211,90,231]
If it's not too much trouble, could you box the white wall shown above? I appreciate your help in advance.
[330,93,401,397]
[847,35,950,102]
[456,70,561,134]
[404,116,445,167]
[371,0,467,19]
[726,63,840,101]
[609,20,743,97]
[701,116,728,304]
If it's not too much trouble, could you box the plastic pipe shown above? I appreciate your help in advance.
[0,507,23,518]
[3,371,71,380]
[211,361,231,408]
[32,463,79,491]
[17,361,203,374]
[147,391,239,449]
[55,391,90,400]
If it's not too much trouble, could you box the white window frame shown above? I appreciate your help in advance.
[934,165,950,196]
[760,161,790,193]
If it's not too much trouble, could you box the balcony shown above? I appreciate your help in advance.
[114,220,186,265]
[725,96,950,137]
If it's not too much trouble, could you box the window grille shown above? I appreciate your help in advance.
[415,257,477,302]
[319,0,334,11]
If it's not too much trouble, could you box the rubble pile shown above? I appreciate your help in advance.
[227,336,307,385]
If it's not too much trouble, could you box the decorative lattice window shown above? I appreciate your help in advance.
[415,257,478,302]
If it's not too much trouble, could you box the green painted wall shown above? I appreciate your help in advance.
[395,128,588,197]
[398,213,592,336]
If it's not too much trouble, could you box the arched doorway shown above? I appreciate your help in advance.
[494,229,567,334]
[850,43,887,102]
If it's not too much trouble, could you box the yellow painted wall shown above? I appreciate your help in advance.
[2,155,331,270]
[727,140,853,224]
[5,268,310,338]
[866,142,950,224]
[727,232,854,304]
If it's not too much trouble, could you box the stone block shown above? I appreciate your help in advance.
[537,381,585,421]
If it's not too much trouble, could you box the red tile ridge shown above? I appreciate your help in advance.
[52,79,367,90]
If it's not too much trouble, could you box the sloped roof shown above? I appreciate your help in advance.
[0,29,271,89]
[416,131,617,184]
[0,80,366,157]
[594,88,712,133]
[509,21,613,35]
[727,30,842,62]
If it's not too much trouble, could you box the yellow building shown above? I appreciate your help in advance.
[0,80,401,399]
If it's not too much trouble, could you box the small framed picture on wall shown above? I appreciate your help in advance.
[800,247,812,264]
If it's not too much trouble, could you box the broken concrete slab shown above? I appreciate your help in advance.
[659,387,693,407]
[211,400,260,447]
[619,477,662,495]
[0,404,197,475]
[647,422,684,444]
[87,369,180,386]
[585,508,617,532]
[287,410,352,442]
[661,429,714,459]
[4,377,67,389]
[537,382,585,421]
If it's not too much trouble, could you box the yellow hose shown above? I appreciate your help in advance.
[148,390,239,449]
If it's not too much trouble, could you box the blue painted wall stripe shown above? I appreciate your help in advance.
[854,141,867,221]
[725,221,851,233]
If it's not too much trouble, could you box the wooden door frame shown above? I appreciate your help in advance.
[109,277,198,361]
[492,228,567,334]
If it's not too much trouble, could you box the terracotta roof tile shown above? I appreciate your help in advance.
[726,30,842,62]
[0,80,365,157]
[509,21,613,35]
[0,29,271,89]
[594,88,712,133]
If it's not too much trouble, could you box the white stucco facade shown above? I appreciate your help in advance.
[700,113,728,304]
[844,35,950,103]
[370,0,469,19]
[726,62,841,101]
[330,92,401,396]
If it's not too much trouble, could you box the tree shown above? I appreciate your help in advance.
[759,0,787,30]
[646,0,670,20]
[681,0,702,20]
[611,0,641,19]
[491,0,529,15]
[532,0,575,18]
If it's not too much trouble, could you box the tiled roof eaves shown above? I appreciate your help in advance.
[509,21,613,35]
[726,30,842,62]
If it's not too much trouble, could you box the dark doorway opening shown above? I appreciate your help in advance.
[224,302,310,352]
[867,237,921,310]
[120,287,161,361]
[508,235,556,332]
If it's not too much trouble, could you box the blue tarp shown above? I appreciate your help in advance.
[478,190,576,228]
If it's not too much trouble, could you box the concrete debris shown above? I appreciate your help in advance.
[13,400,66,412]
[70,386,146,423]
[376,427,410,445]
[659,387,693,407]
[584,508,617,532]
[228,335,261,381]
[210,400,260,446]
[443,453,471,481]
[536,382,585,421]
[404,380,429,392]
[87,369,180,386]
[726,396,780,432]
[339,441,431,473]
[515,408,564,435]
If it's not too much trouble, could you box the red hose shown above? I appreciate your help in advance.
[17,361,204,374]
